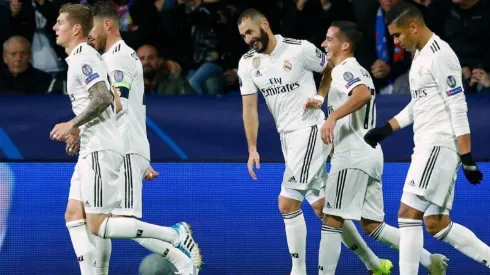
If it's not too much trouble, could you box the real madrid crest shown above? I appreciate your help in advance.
[283,60,292,72]
[252,57,261,69]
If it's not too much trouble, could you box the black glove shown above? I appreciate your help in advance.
[363,122,393,148]
[460,153,483,184]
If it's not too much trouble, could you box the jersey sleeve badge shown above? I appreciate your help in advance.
[446,75,462,96]
[343,71,361,89]
[82,64,100,84]
[114,70,124,82]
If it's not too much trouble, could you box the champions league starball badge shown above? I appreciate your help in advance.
[82,64,93,76]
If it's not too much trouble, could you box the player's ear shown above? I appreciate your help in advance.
[341,41,350,52]
[104,19,111,31]
[72,23,81,37]
[260,19,269,32]
[409,22,418,35]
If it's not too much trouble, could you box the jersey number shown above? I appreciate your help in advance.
[363,88,376,129]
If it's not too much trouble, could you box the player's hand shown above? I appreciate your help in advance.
[363,122,393,148]
[65,141,80,156]
[145,166,160,180]
[460,153,483,185]
[303,96,323,110]
[371,60,391,79]
[50,121,77,141]
[247,151,260,180]
[321,116,336,144]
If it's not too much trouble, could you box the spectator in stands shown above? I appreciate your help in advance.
[0,0,65,73]
[281,0,357,48]
[0,36,53,94]
[356,0,427,94]
[428,0,490,91]
[137,44,193,95]
[469,67,490,94]
[163,0,235,95]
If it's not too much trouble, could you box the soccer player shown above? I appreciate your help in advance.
[237,9,391,275]
[318,20,448,275]
[50,4,199,275]
[86,1,202,274]
[363,2,487,274]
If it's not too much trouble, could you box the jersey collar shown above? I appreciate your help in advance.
[104,39,125,56]
[419,33,437,55]
[65,42,88,64]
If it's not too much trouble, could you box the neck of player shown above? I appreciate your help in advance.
[264,35,277,55]
[65,37,88,55]
[104,32,123,53]
[415,26,433,51]
[332,53,353,67]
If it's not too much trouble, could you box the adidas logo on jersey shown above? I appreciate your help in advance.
[409,180,415,186]
[85,201,91,207]
[326,202,332,208]
[255,70,262,77]
[288,176,296,183]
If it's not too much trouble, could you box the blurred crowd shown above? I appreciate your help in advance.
[0,0,489,95]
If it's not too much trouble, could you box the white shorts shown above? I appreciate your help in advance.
[401,192,450,217]
[111,154,149,218]
[323,169,385,222]
[403,146,459,210]
[68,151,124,214]
[280,186,325,205]
[280,123,331,191]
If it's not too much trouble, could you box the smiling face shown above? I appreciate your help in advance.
[238,17,270,53]
[321,26,343,63]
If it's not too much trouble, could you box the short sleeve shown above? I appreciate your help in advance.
[335,64,366,95]
[237,57,259,96]
[106,53,133,98]
[430,53,464,97]
[300,40,327,73]
[74,53,108,91]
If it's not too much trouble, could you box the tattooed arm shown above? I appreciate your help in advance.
[70,81,114,127]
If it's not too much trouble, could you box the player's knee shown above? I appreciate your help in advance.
[64,205,84,223]
[323,214,344,228]
[424,215,451,236]
[360,219,380,236]
[313,207,324,220]
[278,196,301,215]
[398,202,424,220]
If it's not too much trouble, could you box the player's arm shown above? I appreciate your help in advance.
[109,54,134,118]
[363,97,414,148]
[71,81,113,127]
[301,40,329,108]
[238,58,261,179]
[433,55,482,184]
[328,85,372,121]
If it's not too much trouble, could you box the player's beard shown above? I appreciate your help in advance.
[252,28,269,53]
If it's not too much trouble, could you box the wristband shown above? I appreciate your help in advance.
[313,95,324,103]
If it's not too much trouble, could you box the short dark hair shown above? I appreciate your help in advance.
[60,3,93,37]
[330,21,362,53]
[237,8,266,25]
[90,0,119,24]
[385,1,425,26]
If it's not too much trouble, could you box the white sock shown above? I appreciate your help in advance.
[134,238,193,271]
[370,222,432,268]
[94,236,111,275]
[97,217,179,245]
[282,209,307,274]
[66,219,96,275]
[399,218,423,275]
[434,221,490,267]
[341,220,380,271]
[319,225,342,275]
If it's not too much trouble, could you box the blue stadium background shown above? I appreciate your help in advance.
[0,94,489,274]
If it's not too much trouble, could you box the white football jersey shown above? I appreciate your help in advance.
[65,42,123,157]
[238,35,328,132]
[395,34,468,154]
[327,57,383,179]
[103,40,150,160]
